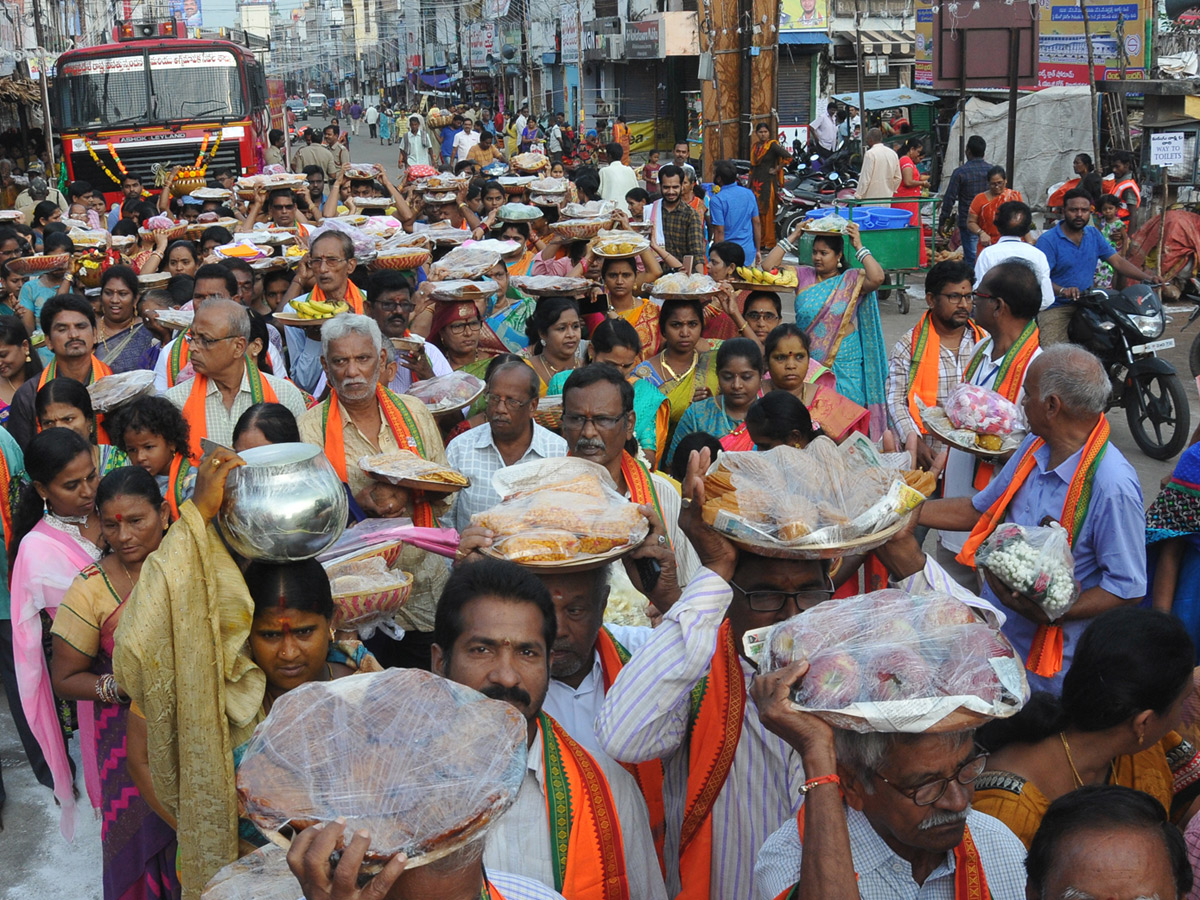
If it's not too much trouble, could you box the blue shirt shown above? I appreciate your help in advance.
[1035,223,1116,305]
[440,126,461,164]
[972,431,1146,694]
[940,157,992,228]
[708,183,759,263]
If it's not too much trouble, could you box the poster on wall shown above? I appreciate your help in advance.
[168,0,202,27]
[1163,0,1200,30]
[779,0,827,31]
[915,0,932,86]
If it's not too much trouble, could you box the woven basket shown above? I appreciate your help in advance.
[140,224,188,242]
[6,254,70,276]
[503,182,530,195]
[550,219,611,241]
[428,114,453,128]
[371,249,432,270]
[331,570,413,629]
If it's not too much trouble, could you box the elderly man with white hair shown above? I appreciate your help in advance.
[889,344,1145,694]
[297,313,451,667]
[165,297,308,455]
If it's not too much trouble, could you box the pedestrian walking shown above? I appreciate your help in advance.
[365,103,379,140]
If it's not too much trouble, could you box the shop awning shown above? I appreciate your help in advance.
[780,31,832,45]
[830,88,939,110]
[852,29,917,55]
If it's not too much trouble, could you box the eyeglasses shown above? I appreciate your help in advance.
[745,311,781,323]
[446,319,483,335]
[972,290,1002,305]
[371,299,415,314]
[730,579,835,612]
[309,256,348,268]
[936,292,975,306]
[874,753,989,807]
[561,412,628,432]
[187,330,239,349]
[485,393,531,410]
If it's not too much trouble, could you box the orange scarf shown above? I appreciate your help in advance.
[0,442,12,562]
[320,384,436,527]
[772,818,990,900]
[37,355,111,390]
[310,280,365,314]
[957,416,1111,677]
[181,359,278,462]
[906,312,985,436]
[963,321,1040,490]
[540,713,631,900]
[484,882,509,899]
[620,452,671,549]
[596,628,666,871]
[678,620,745,900]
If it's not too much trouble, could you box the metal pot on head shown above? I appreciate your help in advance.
[217,442,348,561]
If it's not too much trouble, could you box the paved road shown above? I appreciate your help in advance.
[2,124,1195,893]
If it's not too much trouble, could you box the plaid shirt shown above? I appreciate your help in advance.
[658,200,706,266]
[940,157,992,228]
[886,324,983,446]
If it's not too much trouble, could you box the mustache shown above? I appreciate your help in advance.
[480,685,532,707]
[919,809,968,831]
[573,438,606,454]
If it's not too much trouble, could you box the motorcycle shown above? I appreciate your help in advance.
[1068,284,1189,460]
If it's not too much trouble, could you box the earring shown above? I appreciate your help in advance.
[24,352,31,363]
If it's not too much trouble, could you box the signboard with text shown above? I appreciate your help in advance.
[626,18,661,59]
[560,5,579,63]
[467,23,496,69]
[1150,132,1185,167]
[779,0,827,31]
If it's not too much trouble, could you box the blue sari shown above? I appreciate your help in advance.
[1146,443,1200,662]
[480,289,535,356]
[665,396,739,468]
[793,266,887,438]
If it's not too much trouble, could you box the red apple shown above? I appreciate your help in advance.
[797,650,861,708]
[861,644,935,702]
[918,595,980,630]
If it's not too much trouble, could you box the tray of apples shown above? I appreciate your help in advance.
[755,589,1029,733]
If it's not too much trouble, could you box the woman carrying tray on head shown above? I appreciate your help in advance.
[631,297,722,451]
[428,300,493,382]
[94,266,156,374]
[570,246,663,358]
[665,337,764,466]
[524,296,584,396]
[477,259,537,356]
[760,220,887,437]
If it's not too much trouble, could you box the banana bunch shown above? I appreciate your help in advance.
[289,298,351,319]
[735,265,800,288]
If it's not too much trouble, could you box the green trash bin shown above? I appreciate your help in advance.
[796,227,921,271]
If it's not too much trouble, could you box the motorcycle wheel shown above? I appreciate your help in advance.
[1189,331,1200,379]
[1125,371,1191,460]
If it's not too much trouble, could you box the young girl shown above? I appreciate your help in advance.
[1095,194,1126,288]
[643,149,661,194]
[110,395,194,520]
[36,377,129,475]
[665,337,764,464]
[765,323,867,442]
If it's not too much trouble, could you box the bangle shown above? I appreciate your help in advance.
[95,673,124,704]
[856,246,872,260]
[799,773,841,794]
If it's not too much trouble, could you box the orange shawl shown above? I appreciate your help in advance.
[181,360,278,462]
[906,312,985,435]
[310,280,366,315]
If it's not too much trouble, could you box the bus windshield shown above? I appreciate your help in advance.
[57,48,247,130]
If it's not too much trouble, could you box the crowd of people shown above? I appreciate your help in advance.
[0,108,1199,900]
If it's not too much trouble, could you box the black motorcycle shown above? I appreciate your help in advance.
[1068,284,1189,460]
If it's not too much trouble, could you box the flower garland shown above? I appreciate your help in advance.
[83,137,124,187]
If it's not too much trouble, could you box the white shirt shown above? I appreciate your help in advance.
[515,114,528,137]
[488,871,567,900]
[543,623,652,762]
[152,334,286,392]
[453,130,481,164]
[974,236,1056,311]
[483,720,669,900]
[548,124,563,153]
[598,161,641,211]
[365,105,379,125]
[753,806,1028,900]
[940,336,1042,554]
[445,422,568,532]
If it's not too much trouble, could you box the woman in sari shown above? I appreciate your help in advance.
[477,260,536,356]
[429,300,490,380]
[749,122,791,249]
[631,297,721,450]
[94,266,155,373]
[968,166,1023,249]
[50,467,179,900]
[973,607,1200,849]
[666,338,763,465]
[0,317,41,427]
[139,240,198,279]
[36,378,129,476]
[1148,442,1200,660]
[11,428,105,836]
[524,296,583,395]
[547,318,670,467]
[761,221,887,436]
[895,138,929,267]
[764,322,869,443]
[703,241,749,341]
[570,251,662,356]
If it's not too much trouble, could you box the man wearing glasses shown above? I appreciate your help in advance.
[446,359,566,533]
[165,298,307,452]
[239,186,317,232]
[594,440,1007,900]
[363,270,451,395]
[886,260,987,470]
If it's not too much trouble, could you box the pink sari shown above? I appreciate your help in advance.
[11,520,103,838]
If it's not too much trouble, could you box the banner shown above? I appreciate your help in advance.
[466,23,496,69]
[628,119,675,153]
[561,4,580,63]
[168,0,202,27]
[780,0,827,31]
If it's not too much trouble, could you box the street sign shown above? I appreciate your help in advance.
[1150,132,1185,167]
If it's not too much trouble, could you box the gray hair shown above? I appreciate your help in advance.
[833,729,975,793]
[204,297,251,340]
[320,312,383,356]
[487,359,539,400]
[1035,345,1110,415]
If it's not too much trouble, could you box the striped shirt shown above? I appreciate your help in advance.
[488,871,568,900]
[163,366,308,448]
[886,324,984,447]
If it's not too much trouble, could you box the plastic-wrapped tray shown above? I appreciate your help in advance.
[137,272,171,288]
[417,224,470,246]
[186,217,239,241]
[406,371,485,414]
[325,556,413,629]
[530,177,569,195]
[149,308,195,331]
[920,407,1026,459]
[593,232,650,258]
[511,275,592,297]
[651,272,721,299]
[139,223,188,241]
[550,218,612,240]
[191,187,233,201]
[430,246,503,280]
[510,153,549,173]
[423,191,458,205]
[428,278,498,301]
[359,450,470,493]
[250,256,296,273]
[371,247,431,270]
[391,333,426,354]
[497,202,542,221]
[758,590,1028,733]
[351,196,393,209]
[236,669,527,870]
[498,176,536,195]
[67,229,113,249]
[215,241,271,260]
[6,254,70,276]
[345,164,382,180]
[88,370,156,413]
[244,230,297,247]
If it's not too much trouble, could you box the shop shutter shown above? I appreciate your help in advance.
[620,65,658,121]
[833,64,900,93]
[776,52,812,127]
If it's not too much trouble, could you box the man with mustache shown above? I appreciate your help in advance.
[7,293,112,450]
[751,659,1027,900]
[297,314,450,669]
[364,270,451,395]
[431,557,667,900]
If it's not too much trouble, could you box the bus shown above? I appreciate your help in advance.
[52,23,279,203]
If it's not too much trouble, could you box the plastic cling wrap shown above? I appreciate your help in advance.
[236,670,527,868]
[976,522,1080,621]
[405,371,486,414]
[760,590,1029,732]
[944,383,1024,436]
[324,555,413,634]
[429,246,502,280]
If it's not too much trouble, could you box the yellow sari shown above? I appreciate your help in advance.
[631,346,720,451]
